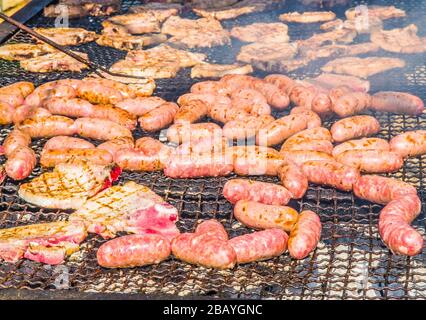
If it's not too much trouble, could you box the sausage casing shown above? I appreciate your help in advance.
[331,115,380,142]
[278,164,308,199]
[288,210,322,259]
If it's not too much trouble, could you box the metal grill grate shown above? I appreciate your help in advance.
[0,0,425,299]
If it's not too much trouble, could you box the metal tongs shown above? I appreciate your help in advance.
[0,11,149,82]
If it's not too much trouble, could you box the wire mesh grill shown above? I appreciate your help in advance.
[0,0,425,299]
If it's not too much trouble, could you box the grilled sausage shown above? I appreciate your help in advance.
[256,114,308,146]
[174,100,209,124]
[115,96,166,116]
[171,220,236,269]
[228,146,284,176]
[281,136,333,154]
[195,219,229,241]
[0,102,14,125]
[97,234,171,268]
[280,150,334,166]
[114,144,172,172]
[335,150,403,173]
[234,200,298,232]
[353,175,417,205]
[5,146,37,180]
[139,102,179,132]
[389,130,426,158]
[73,118,132,141]
[302,160,360,191]
[76,81,124,105]
[97,137,134,156]
[229,229,288,264]
[164,152,233,178]
[45,97,136,130]
[264,74,295,92]
[278,164,308,199]
[288,210,322,259]
[370,91,424,115]
[3,129,31,156]
[18,115,76,138]
[289,84,317,108]
[332,92,371,118]
[311,91,332,115]
[230,88,271,116]
[43,136,95,152]
[175,136,228,155]
[135,137,170,155]
[190,80,230,95]
[251,80,290,110]
[223,115,274,140]
[331,115,380,142]
[223,179,292,205]
[209,105,251,124]
[12,104,52,124]
[378,194,423,256]
[290,107,322,129]
[166,122,222,144]
[40,148,113,167]
[288,127,332,142]
[24,81,58,108]
[332,137,390,158]
[0,81,34,98]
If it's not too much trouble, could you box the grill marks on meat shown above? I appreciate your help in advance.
[191,63,253,78]
[96,33,167,51]
[44,0,121,18]
[345,5,406,21]
[110,45,206,79]
[128,2,181,20]
[0,221,87,264]
[279,11,336,23]
[69,181,179,240]
[371,24,426,54]
[20,51,89,73]
[321,57,406,78]
[18,160,114,210]
[161,16,230,48]
[230,22,289,43]
[192,0,270,20]
[0,43,56,61]
[103,12,161,35]
[33,28,98,46]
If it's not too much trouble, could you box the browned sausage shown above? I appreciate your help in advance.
[332,92,371,118]
[3,129,31,156]
[166,122,222,144]
[256,114,308,146]
[278,164,308,199]
[335,150,403,173]
[370,91,424,115]
[18,115,76,138]
[5,146,37,180]
[73,117,132,141]
[233,200,298,232]
[139,102,179,132]
[332,138,390,158]
[288,210,322,259]
[97,137,134,156]
[251,80,290,110]
[114,144,172,172]
[280,150,334,166]
[290,107,322,128]
[174,100,209,124]
[389,130,426,158]
[115,96,166,116]
[40,148,113,167]
[222,115,275,140]
[331,115,380,142]
[43,136,95,152]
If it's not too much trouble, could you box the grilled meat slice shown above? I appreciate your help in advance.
[237,42,298,66]
[371,24,426,54]
[87,72,156,96]
[192,0,273,20]
[300,28,357,47]
[345,5,405,20]
[33,28,98,46]
[128,2,182,21]
[279,11,336,23]
[299,42,379,60]
[168,30,231,48]
[311,73,370,92]
[20,51,89,73]
[321,56,405,78]
[70,181,179,240]
[110,59,180,79]
[230,22,289,43]
[191,63,253,78]
[18,160,115,210]
[0,43,56,61]
[44,0,121,18]
[0,221,87,264]
[96,33,167,51]
[103,12,161,35]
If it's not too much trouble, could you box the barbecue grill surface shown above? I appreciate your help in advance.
[0,0,425,299]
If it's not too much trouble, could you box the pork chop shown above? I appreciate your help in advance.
[0,43,56,61]
[103,12,161,35]
[345,5,405,20]
[128,2,182,21]
[279,11,336,23]
[69,181,180,240]
[230,22,289,43]
[20,51,89,73]
[33,27,98,46]
[191,63,253,78]
[0,221,87,264]
[371,24,426,53]
[18,160,116,210]
[96,33,167,51]
[321,56,405,78]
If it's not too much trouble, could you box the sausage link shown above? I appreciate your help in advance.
[278,164,308,199]
[115,146,172,172]
[288,210,322,259]
[389,130,426,158]
[332,92,371,118]
[174,100,209,124]
[335,150,403,173]
[97,137,134,156]
[264,74,295,92]
[353,175,417,205]
[256,114,308,146]
[76,81,124,105]
[175,136,228,155]
[18,115,76,138]
[97,234,171,268]
[302,160,360,191]
[379,194,423,256]
[40,148,113,167]
[252,80,290,110]
[190,81,230,95]
[234,200,299,232]
[230,88,271,116]
[280,150,334,166]
[229,229,288,264]
[139,102,179,132]
[195,220,229,241]
[115,96,166,116]
[0,102,14,125]
[43,136,95,152]
[73,117,132,141]
[290,107,322,128]
[281,137,333,154]
[166,122,222,144]
[370,91,424,115]
[223,115,274,140]
[331,115,380,142]
[223,179,292,205]
[332,138,390,158]
[3,129,31,156]
[209,105,251,124]
[5,146,37,180]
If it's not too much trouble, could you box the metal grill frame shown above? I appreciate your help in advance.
[0,0,425,300]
